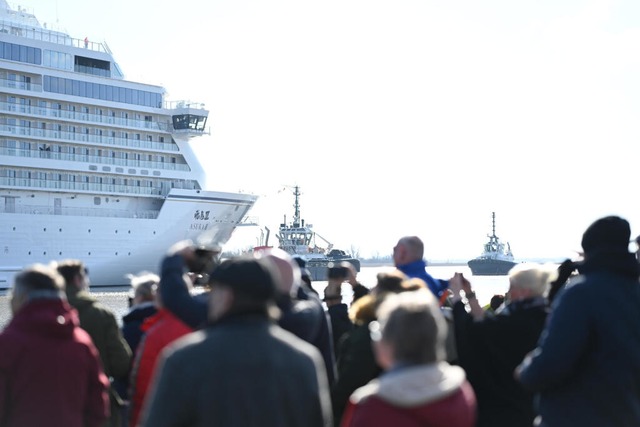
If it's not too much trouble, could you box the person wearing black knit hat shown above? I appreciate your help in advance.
[516,215,640,427]
[581,215,632,256]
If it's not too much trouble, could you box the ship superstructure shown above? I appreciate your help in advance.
[273,185,360,281]
[0,1,257,287]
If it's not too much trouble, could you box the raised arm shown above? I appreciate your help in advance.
[159,243,208,329]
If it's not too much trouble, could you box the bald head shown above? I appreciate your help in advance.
[393,236,424,266]
[255,248,301,296]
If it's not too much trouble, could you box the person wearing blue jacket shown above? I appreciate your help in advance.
[158,241,216,330]
[516,216,640,427]
[393,236,448,298]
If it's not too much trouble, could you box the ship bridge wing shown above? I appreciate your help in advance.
[166,101,209,137]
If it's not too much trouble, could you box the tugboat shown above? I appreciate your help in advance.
[467,212,517,276]
[257,186,360,281]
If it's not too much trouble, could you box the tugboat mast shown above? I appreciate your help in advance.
[292,185,301,227]
[491,212,497,239]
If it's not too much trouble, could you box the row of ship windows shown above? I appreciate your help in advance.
[5,94,156,123]
[4,118,165,143]
[2,201,159,219]
[2,170,156,187]
[43,76,162,108]
[0,61,162,109]
[1,124,178,152]
[1,139,181,164]
[24,251,133,257]
[1,84,167,133]
[1,40,121,79]
[0,168,199,191]
[0,41,40,65]
[14,228,133,234]
[0,139,189,173]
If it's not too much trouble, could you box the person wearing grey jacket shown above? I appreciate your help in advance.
[140,255,332,427]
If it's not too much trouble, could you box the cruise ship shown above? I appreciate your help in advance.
[0,1,257,288]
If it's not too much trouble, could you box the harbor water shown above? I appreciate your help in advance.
[0,265,514,329]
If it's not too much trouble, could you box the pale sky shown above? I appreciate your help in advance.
[13,0,640,261]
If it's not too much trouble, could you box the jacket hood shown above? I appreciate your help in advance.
[350,294,378,325]
[9,298,79,339]
[351,363,466,407]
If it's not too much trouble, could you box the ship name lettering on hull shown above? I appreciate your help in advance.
[190,223,209,230]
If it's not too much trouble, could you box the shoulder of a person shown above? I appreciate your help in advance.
[559,274,600,299]
[159,330,206,361]
[87,302,119,322]
[74,329,105,359]
[271,323,323,358]
[349,380,381,405]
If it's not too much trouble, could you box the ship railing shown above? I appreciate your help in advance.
[0,202,159,219]
[0,99,172,132]
[0,124,179,152]
[0,177,174,196]
[0,147,190,172]
[237,216,260,227]
[0,19,108,54]
[0,77,43,92]
[165,100,207,110]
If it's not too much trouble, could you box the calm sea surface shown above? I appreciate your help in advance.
[0,265,517,329]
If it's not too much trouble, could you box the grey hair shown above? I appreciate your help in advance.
[508,263,557,297]
[398,236,424,261]
[13,264,65,301]
[376,289,447,365]
[127,271,159,301]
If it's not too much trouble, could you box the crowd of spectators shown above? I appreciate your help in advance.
[1,215,639,427]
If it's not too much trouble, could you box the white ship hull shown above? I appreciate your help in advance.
[0,189,256,288]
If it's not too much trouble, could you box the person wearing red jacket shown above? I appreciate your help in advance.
[128,283,194,427]
[0,264,110,427]
[341,289,476,427]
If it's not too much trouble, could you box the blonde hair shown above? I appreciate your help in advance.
[350,275,428,324]
[508,263,557,297]
[127,271,159,301]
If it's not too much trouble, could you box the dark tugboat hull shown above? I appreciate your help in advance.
[468,258,517,276]
[307,258,361,281]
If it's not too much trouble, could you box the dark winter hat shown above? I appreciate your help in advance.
[581,216,631,254]
[208,256,277,302]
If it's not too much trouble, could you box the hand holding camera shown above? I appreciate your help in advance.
[327,263,349,281]
[449,273,473,302]
[169,240,221,275]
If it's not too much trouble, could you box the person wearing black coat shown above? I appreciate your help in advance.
[450,265,551,427]
[516,216,640,427]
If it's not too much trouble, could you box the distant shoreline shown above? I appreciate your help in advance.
[359,261,468,268]
[361,260,563,268]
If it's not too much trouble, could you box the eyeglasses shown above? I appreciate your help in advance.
[369,320,382,342]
